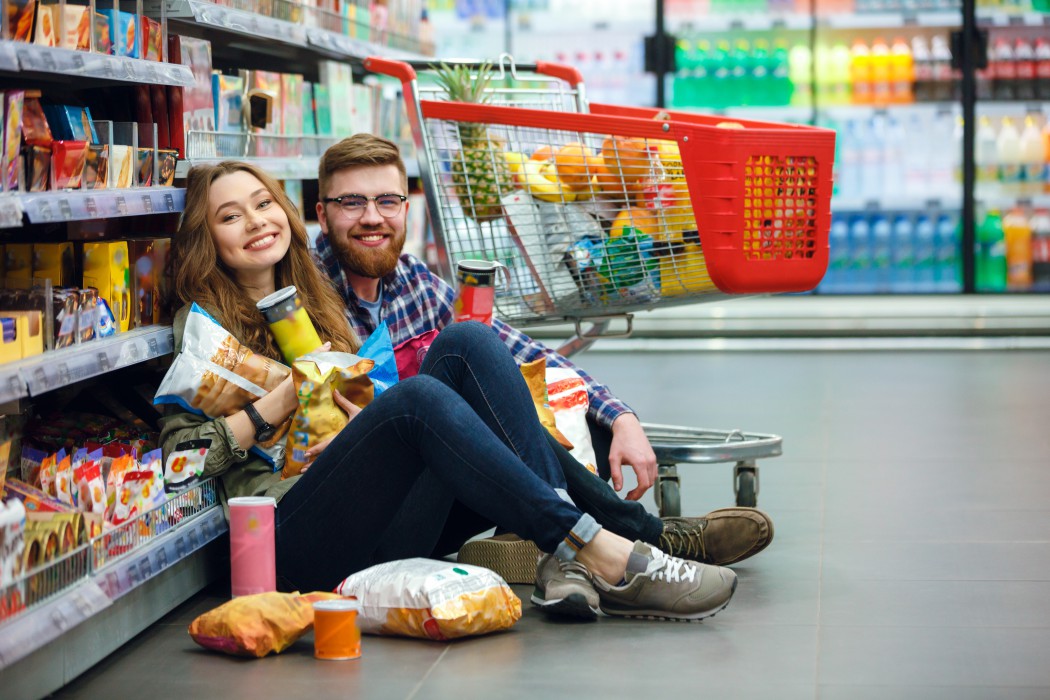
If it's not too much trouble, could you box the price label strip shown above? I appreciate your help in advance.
[0,196,23,229]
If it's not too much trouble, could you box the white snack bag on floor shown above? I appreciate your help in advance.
[545,366,598,474]
[334,558,521,641]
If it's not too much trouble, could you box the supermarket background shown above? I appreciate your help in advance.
[2,0,1050,698]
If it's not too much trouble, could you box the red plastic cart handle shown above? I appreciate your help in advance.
[534,61,583,87]
[364,56,416,84]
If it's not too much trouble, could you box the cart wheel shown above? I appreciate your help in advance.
[658,479,681,518]
[735,467,757,508]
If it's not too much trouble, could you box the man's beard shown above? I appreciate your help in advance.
[331,226,405,279]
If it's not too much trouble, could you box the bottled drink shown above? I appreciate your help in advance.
[882,116,906,196]
[870,214,892,292]
[829,41,853,106]
[1030,208,1050,291]
[849,39,872,104]
[935,213,962,293]
[990,38,1016,101]
[930,35,954,101]
[913,214,937,293]
[1014,38,1036,101]
[1035,38,1050,100]
[975,116,998,189]
[788,43,813,107]
[891,213,916,292]
[771,39,792,106]
[748,38,771,107]
[825,216,851,292]
[889,36,914,103]
[976,209,1007,292]
[692,41,712,107]
[850,214,873,292]
[673,38,693,107]
[729,39,750,107]
[710,40,732,109]
[996,117,1022,189]
[1019,116,1044,196]
[869,37,892,104]
[1003,207,1033,291]
[911,35,933,102]
[951,116,965,186]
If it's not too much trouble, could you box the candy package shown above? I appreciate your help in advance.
[334,559,522,641]
[188,591,345,658]
[74,448,106,514]
[164,439,210,494]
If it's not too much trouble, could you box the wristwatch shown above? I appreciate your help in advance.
[243,401,277,442]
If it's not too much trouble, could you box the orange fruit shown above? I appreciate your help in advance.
[530,145,556,162]
[600,136,650,187]
[610,207,661,239]
[553,142,598,190]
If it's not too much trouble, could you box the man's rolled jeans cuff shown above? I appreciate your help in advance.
[554,513,600,562]
[554,487,576,506]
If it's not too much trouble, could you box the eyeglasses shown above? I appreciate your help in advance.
[322,193,407,219]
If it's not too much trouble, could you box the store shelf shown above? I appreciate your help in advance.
[160,0,308,47]
[13,187,186,226]
[976,192,1050,210]
[0,325,175,403]
[833,195,963,212]
[0,40,195,86]
[0,194,21,229]
[671,13,814,33]
[976,10,1050,26]
[174,154,420,180]
[823,10,961,28]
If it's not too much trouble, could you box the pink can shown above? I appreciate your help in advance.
[228,496,276,597]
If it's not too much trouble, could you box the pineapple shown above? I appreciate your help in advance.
[432,62,511,222]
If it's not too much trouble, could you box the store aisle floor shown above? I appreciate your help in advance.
[53,348,1050,700]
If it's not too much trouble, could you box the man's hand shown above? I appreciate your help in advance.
[300,389,363,472]
[608,413,657,501]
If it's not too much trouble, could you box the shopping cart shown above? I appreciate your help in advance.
[365,55,835,514]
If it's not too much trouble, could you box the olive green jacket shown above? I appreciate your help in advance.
[158,304,300,514]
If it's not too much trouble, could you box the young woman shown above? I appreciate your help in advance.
[160,161,737,621]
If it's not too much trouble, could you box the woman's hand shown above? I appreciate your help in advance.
[299,388,363,472]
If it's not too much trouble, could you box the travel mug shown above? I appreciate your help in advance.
[453,259,510,325]
[256,286,323,365]
[228,496,276,597]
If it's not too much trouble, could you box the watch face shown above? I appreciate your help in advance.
[257,426,277,442]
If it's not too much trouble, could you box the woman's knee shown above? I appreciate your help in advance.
[430,321,492,353]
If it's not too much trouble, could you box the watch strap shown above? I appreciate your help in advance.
[243,401,274,439]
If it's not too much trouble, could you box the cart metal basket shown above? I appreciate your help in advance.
[366,55,832,514]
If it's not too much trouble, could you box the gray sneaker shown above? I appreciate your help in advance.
[530,554,601,620]
[590,541,737,621]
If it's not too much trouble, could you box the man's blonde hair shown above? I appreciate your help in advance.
[318,133,408,197]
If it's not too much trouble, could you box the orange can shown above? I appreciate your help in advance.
[313,599,361,660]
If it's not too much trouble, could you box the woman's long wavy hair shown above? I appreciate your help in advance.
[170,161,360,360]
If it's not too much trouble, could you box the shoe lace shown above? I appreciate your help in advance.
[658,519,708,561]
[558,558,592,582]
[645,549,698,584]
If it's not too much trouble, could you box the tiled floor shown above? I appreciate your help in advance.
[53,348,1050,699]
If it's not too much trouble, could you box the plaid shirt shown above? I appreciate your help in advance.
[314,233,633,428]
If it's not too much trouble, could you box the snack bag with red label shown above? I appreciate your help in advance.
[110,470,151,525]
[54,449,76,507]
[164,439,210,494]
[105,453,136,519]
[545,367,598,475]
[75,448,107,514]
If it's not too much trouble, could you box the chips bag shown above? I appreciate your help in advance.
[393,329,439,380]
[188,591,346,658]
[545,367,598,475]
[282,352,375,479]
[334,559,522,641]
[519,358,573,450]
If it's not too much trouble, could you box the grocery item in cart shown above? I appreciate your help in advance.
[500,192,579,313]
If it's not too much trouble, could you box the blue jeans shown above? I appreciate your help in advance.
[274,322,600,592]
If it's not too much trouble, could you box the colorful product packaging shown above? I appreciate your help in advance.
[51,140,89,190]
[59,4,90,51]
[163,439,210,494]
[82,241,131,332]
[2,91,25,192]
[32,242,75,287]
[108,144,133,188]
[32,3,56,46]
[141,16,163,61]
[157,149,177,186]
[93,11,112,54]
[83,144,109,190]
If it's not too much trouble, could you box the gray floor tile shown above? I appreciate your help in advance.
[822,541,1050,581]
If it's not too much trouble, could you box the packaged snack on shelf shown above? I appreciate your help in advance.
[334,559,522,640]
[109,144,133,188]
[59,4,90,51]
[110,469,152,525]
[0,497,26,586]
[0,320,19,362]
[83,143,109,190]
[9,0,36,41]
[136,146,153,187]
[78,287,98,342]
[4,244,33,288]
[157,149,177,186]
[20,94,52,146]
[96,297,117,337]
[2,91,25,192]
[3,478,71,513]
[82,241,130,332]
[27,144,50,191]
[51,140,89,190]
[38,451,56,496]
[104,452,135,515]
[32,242,75,287]
[32,3,56,46]
[20,445,47,485]
[138,448,166,510]
[141,16,163,61]
[163,439,209,494]
[102,10,137,58]
[75,448,106,514]
[93,11,112,54]
[53,289,79,348]
[26,511,76,553]
[53,448,76,507]
[211,72,244,133]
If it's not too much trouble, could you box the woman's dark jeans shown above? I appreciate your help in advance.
[274,322,599,592]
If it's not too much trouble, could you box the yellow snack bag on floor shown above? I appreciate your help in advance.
[334,559,521,641]
[188,591,345,658]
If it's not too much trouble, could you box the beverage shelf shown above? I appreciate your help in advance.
[0,40,195,86]
[976,9,1050,26]
[833,195,963,212]
[0,325,175,403]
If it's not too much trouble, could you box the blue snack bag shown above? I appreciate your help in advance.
[356,323,398,396]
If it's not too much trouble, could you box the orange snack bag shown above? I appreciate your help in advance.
[188,591,345,658]
[519,358,573,450]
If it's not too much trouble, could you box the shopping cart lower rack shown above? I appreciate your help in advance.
[367,55,833,513]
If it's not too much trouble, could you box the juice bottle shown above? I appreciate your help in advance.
[849,39,871,104]
[889,36,914,103]
[1003,207,1033,291]
[975,116,998,188]
[869,37,892,105]
[788,43,813,107]
[996,117,1022,190]
[1019,116,1044,196]
[829,41,853,106]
